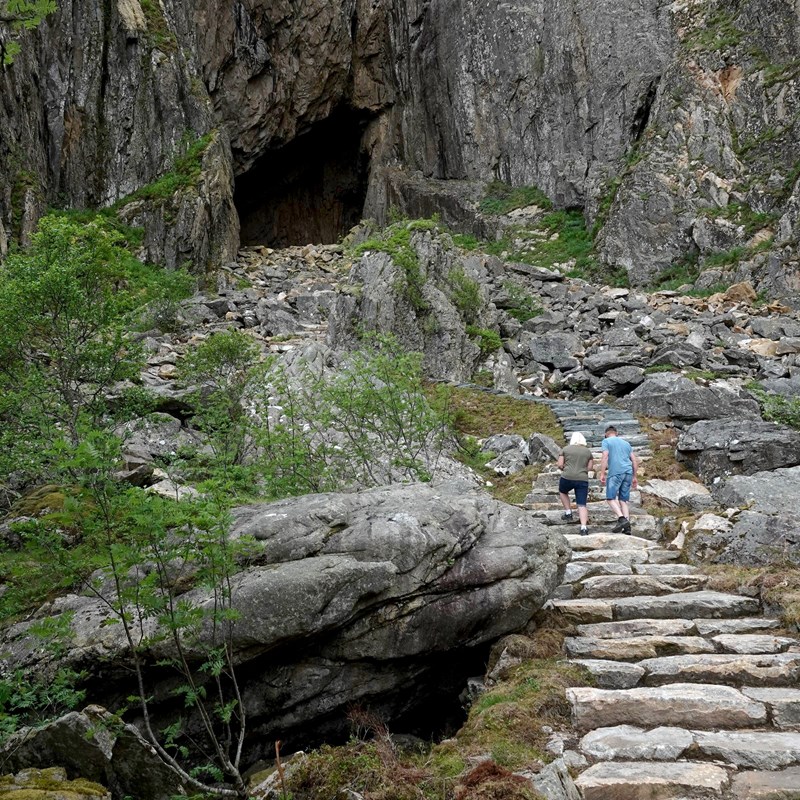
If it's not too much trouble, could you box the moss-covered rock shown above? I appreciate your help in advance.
[0,767,109,799]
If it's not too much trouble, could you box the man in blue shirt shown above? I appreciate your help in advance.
[599,424,639,534]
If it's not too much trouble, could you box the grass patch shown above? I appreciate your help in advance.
[683,8,743,52]
[503,281,543,322]
[748,383,800,430]
[479,182,553,216]
[114,131,215,209]
[466,325,503,355]
[449,267,482,324]
[453,660,591,769]
[443,387,563,443]
[636,418,698,483]
[701,202,779,237]
[140,0,178,53]
[704,566,800,627]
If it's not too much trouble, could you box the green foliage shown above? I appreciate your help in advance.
[503,281,542,322]
[451,232,480,250]
[748,384,800,430]
[644,364,677,374]
[114,132,215,208]
[0,213,193,484]
[652,252,701,291]
[249,334,453,496]
[0,0,56,65]
[448,267,482,324]
[179,330,265,474]
[479,182,553,216]
[139,0,178,53]
[466,325,503,355]
[684,7,743,52]
[700,202,778,237]
[354,218,441,313]
[0,612,86,737]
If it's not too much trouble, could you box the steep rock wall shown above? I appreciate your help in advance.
[1,0,798,291]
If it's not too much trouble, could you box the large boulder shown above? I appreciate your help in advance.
[621,374,760,421]
[676,420,800,482]
[0,707,183,800]
[1,482,569,753]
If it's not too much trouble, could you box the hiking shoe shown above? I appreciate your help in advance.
[611,516,628,533]
[580,526,589,536]
[622,519,632,534]
[561,511,574,521]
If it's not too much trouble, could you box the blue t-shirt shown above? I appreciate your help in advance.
[602,435,633,475]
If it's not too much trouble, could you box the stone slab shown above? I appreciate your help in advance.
[550,598,613,623]
[567,533,657,550]
[578,574,707,599]
[574,760,730,800]
[641,653,800,688]
[569,659,645,689]
[611,591,760,620]
[565,635,715,661]
[693,730,800,770]
[713,634,799,655]
[743,688,800,729]
[731,766,800,799]
[580,725,693,761]
[563,561,633,584]
[576,618,696,639]
[567,683,767,731]
[694,618,782,636]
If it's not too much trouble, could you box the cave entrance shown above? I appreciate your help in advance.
[235,110,371,247]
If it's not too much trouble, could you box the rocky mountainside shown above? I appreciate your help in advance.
[2,0,799,298]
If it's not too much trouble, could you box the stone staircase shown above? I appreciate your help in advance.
[527,402,800,800]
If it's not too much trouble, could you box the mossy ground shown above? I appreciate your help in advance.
[284,657,588,800]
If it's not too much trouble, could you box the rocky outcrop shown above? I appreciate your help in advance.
[0,482,569,750]
[4,0,799,294]
[676,418,800,481]
[0,707,182,800]
[328,228,498,380]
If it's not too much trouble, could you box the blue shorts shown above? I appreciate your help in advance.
[559,478,589,506]
[606,472,633,502]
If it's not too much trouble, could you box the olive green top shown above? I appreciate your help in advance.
[560,444,592,481]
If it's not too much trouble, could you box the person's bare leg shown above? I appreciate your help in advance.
[607,498,622,517]
[559,492,572,513]
[619,500,630,520]
[577,505,589,526]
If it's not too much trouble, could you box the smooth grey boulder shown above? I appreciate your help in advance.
[521,332,583,370]
[676,419,800,481]
[1,482,569,748]
[621,374,760,421]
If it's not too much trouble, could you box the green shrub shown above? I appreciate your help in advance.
[448,267,482,324]
[479,182,553,215]
[466,325,503,355]
[503,282,542,322]
[749,384,800,430]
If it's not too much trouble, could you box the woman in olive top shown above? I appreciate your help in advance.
[557,432,594,535]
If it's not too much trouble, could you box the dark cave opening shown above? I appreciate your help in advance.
[235,110,371,247]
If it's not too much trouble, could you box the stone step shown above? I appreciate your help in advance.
[576,617,781,640]
[712,634,799,655]
[566,533,658,551]
[552,591,760,623]
[731,766,800,798]
[638,653,800,688]
[575,573,708,598]
[565,634,716,661]
[577,618,697,639]
[567,683,769,732]
[574,760,730,800]
[571,659,646,689]
[531,506,651,526]
[633,563,701,576]
[579,725,800,770]
[563,561,633,584]
[573,547,680,564]
[743,688,800,730]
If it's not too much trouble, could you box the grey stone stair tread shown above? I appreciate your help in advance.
[549,598,614,623]
[712,634,799,655]
[634,564,701,576]
[567,683,768,731]
[572,549,652,565]
[579,725,800,770]
[639,653,800,687]
[577,618,697,639]
[742,688,800,730]
[565,634,716,661]
[566,533,658,550]
[730,766,800,799]
[563,561,633,584]
[692,729,800,769]
[576,573,708,598]
[574,759,730,800]
[569,659,645,689]
[611,591,760,620]
[693,618,782,636]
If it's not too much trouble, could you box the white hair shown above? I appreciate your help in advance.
[569,432,587,447]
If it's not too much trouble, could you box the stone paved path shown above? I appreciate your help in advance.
[527,400,800,800]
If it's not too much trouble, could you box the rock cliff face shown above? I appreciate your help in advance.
[1,0,798,293]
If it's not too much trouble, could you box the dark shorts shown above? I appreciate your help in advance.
[559,477,589,506]
[606,471,633,502]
